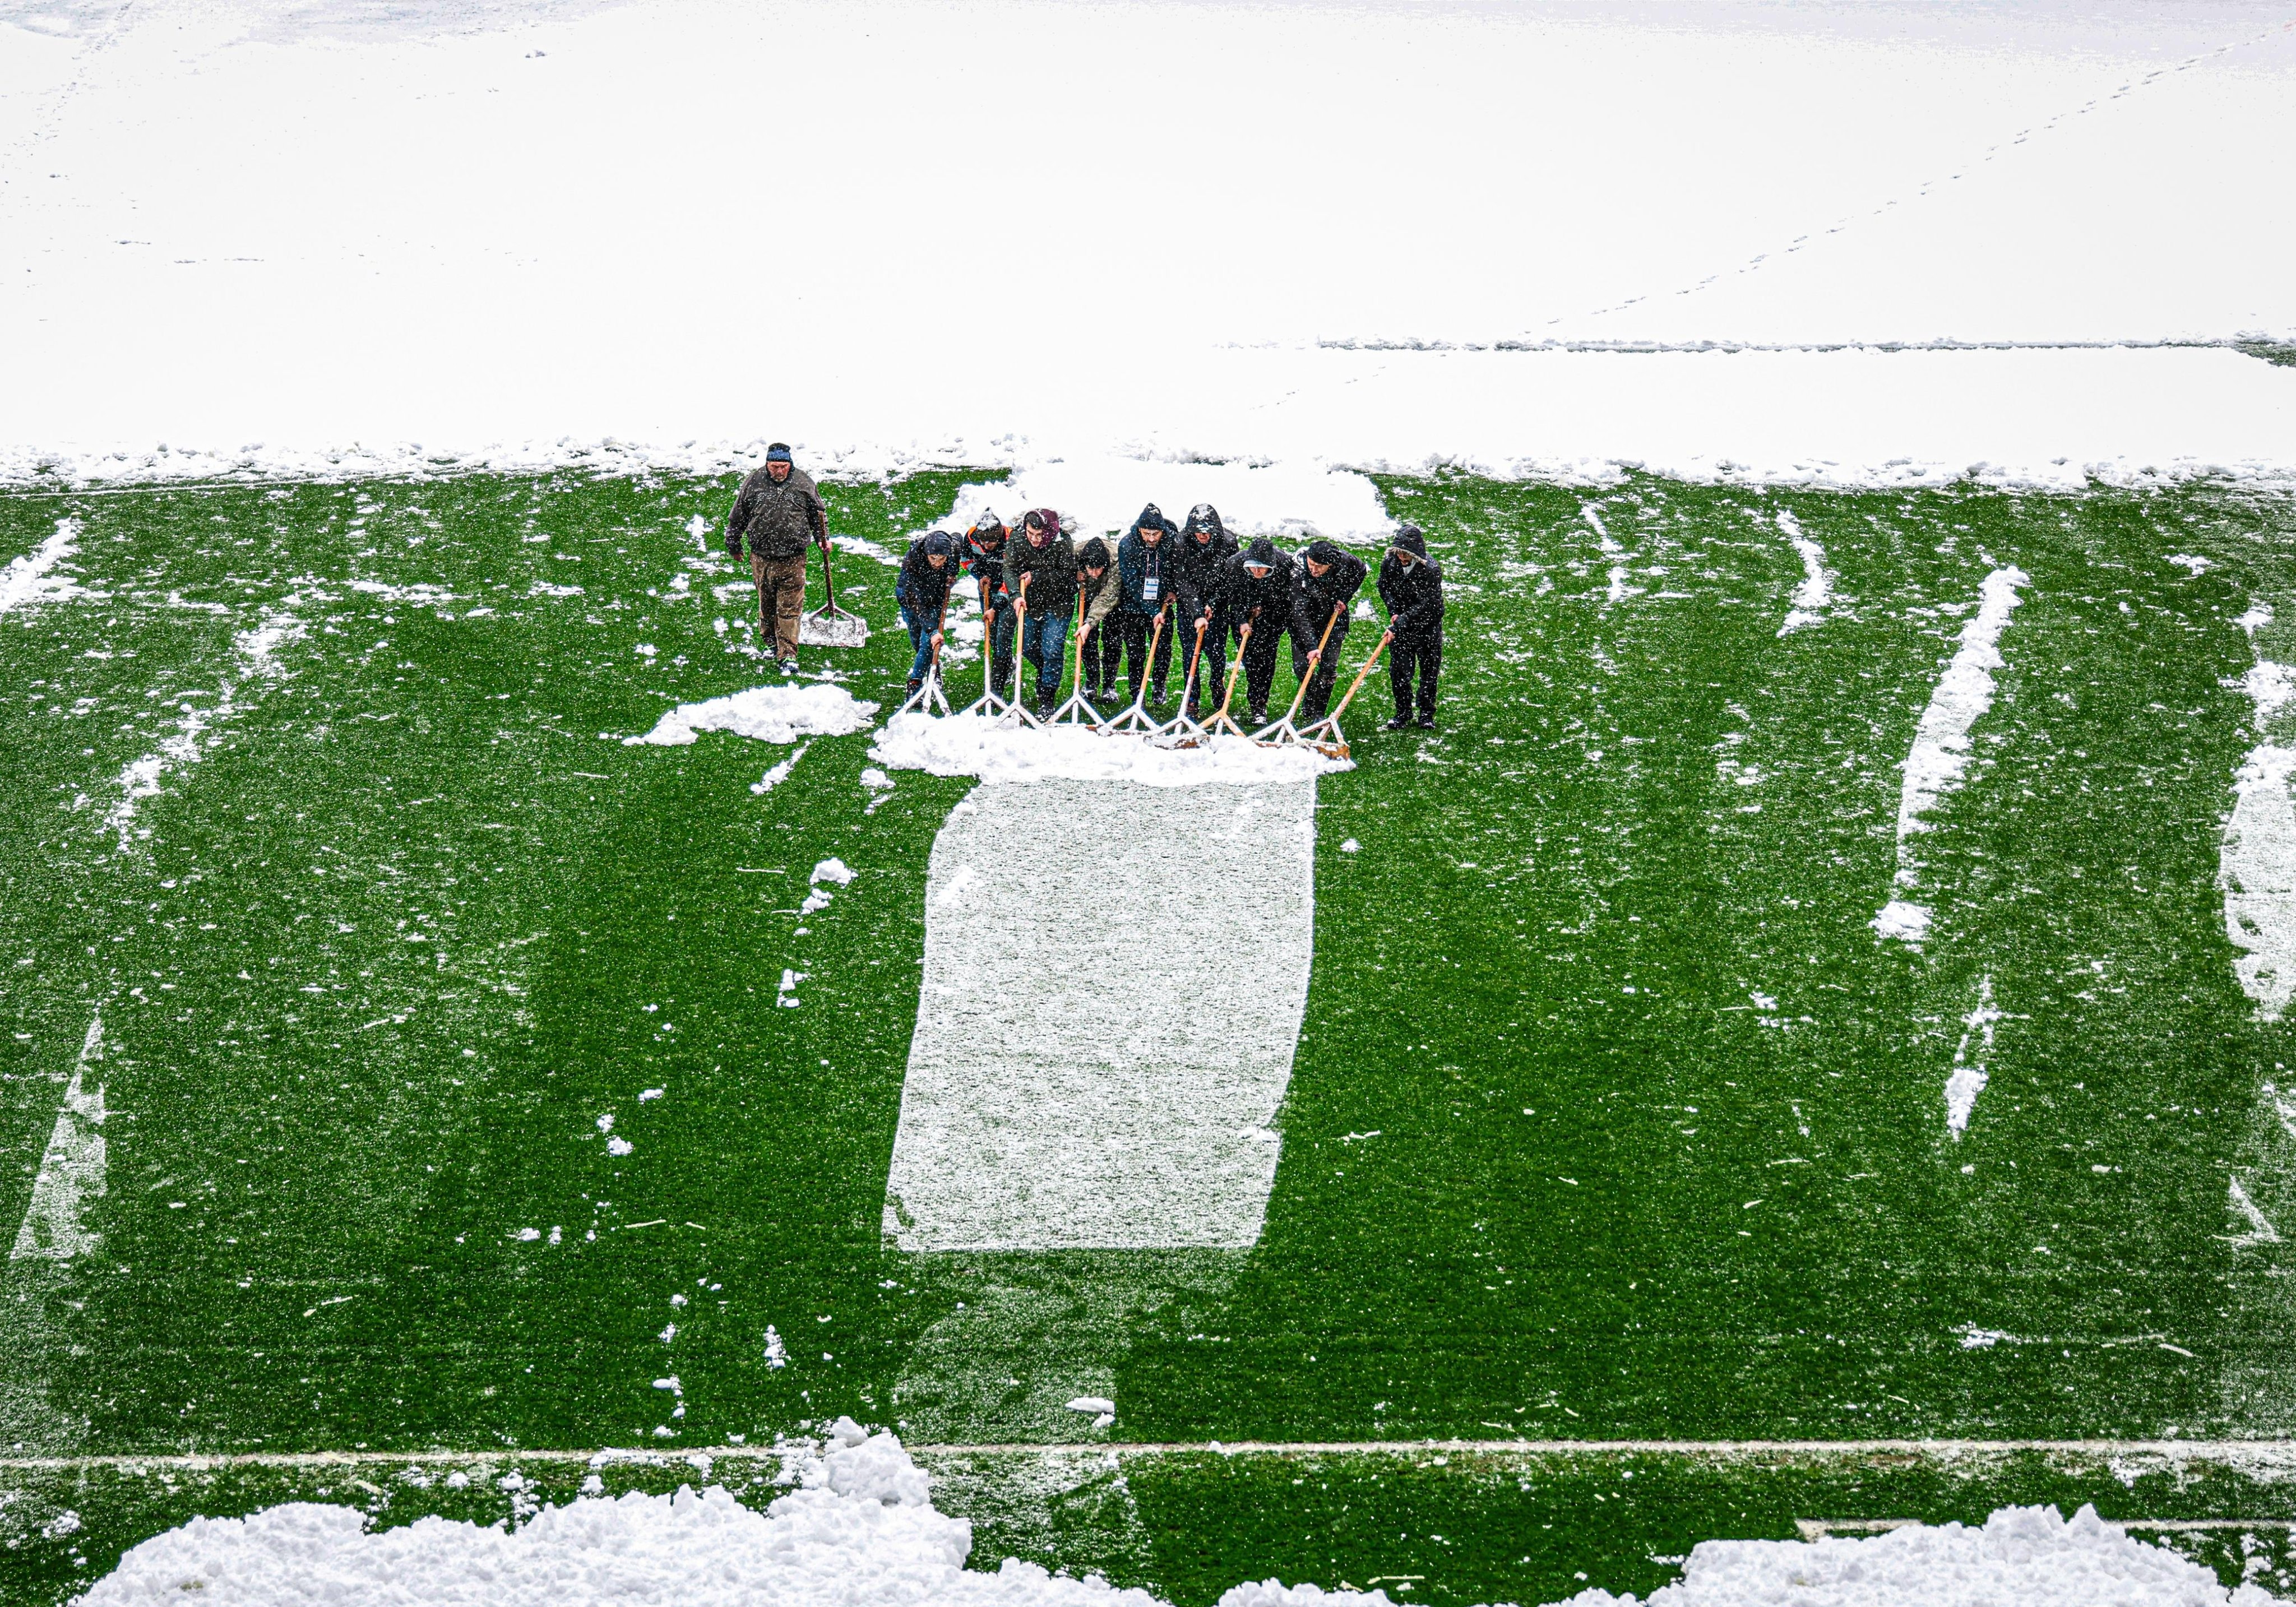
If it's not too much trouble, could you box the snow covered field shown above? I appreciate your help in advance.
[2,0,2294,495]
[9,0,2296,1601]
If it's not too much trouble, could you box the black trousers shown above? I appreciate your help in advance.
[1183,613,1227,712]
[1291,617,1350,721]
[1390,624,1442,719]
[1239,619,1285,715]
[1112,612,1174,697]
[1083,617,1124,693]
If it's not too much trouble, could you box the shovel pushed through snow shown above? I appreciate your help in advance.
[799,537,870,649]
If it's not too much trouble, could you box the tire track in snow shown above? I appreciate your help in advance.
[2221,604,2296,1022]
[884,778,1316,1252]
[1873,566,2030,944]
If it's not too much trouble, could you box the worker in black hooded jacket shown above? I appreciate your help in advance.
[1219,538,1297,725]
[1288,539,1369,723]
[1113,504,1179,704]
[961,511,1016,698]
[1376,525,1445,729]
[894,531,958,694]
[1173,503,1239,715]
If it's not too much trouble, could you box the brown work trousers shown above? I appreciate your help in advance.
[752,552,807,662]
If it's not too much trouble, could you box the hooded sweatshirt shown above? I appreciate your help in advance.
[1174,503,1239,622]
[1075,536,1122,633]
[1220,537,1296,636]
[962,516,1011,598]
[1377,525,1445,638]
[896,533,957,618]
[1005,517,1080,615]
[1117,505,1179,616]
[1292,538,1369,647]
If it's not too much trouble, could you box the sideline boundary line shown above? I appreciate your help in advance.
[6,1438,2296,1474]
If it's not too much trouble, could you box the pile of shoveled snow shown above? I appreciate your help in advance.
[79,1426,2284,1607]
[869,711,1348,786]
[626,684,878,747]
[1529,1502,2284,1607]
[83,1421,1154,1607]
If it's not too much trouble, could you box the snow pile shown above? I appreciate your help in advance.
[81,1434,2287,1607]
[82,1420,1153,1607]
[870,712,1348,787]
[627,685,878,748]
[1550,1503,2284,1606]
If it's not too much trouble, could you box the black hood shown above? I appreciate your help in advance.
[1242,537,1279,571]
[1137,503,1164,529]
[1390,525,1429,561]
[1183,503,1229,543]
[1304,539,1346,566]
[1079,536,1113,569]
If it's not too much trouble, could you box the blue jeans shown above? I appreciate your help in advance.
[899,603,939,683]
[1021,612,1071,701]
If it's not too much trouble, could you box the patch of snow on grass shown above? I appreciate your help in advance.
[751,744,808,795]
[0,519,87,615]
[1872,565,2029,942]
[885,779,1314,1251]
[2224,605,2296,1022]
[10,1011,107,1263]
[872,712,1346,788]
[1943,976,2004,1137]
[628,684,877,747]
[1773,510,1833,635]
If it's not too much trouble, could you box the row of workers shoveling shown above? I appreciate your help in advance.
[891,503,1447,735]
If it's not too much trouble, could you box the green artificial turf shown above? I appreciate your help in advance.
[3,466,2294,1600]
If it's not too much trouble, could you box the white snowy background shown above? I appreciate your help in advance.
[2,0,2293,504]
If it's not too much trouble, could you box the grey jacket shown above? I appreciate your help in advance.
[726,465,827,561]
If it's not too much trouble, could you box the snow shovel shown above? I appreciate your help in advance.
[1253,601,1344,746]
[1050,610,1105,727]
[996,586,1044,729]
[799,536,869,649]
[897,612,953,718]
[1181,622,1253,745]
[1297,632,1390,760]
[959,589,1011,720]
[1099,608,1168,735]
[1150,616,1211,747]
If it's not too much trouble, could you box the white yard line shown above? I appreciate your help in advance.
[2222,609,2296,1023]
[10,1011,107,1262]
[0,518,86,615]
[1774,509,1834,635]
[884,778,1316,1252]
[1872,566,2030,944]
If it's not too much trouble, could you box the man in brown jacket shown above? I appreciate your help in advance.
[724,443,829,673]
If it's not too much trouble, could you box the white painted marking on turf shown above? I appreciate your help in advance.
[0,519,86,615]
[2222,606,2296,1023]
[1774,510,1834,636]
[884,777,1314,1251]
[1943,976,2002,1137]
[1873,566,2030,943]
[10,1011,107,1262]
[2226,1177,2283,1248]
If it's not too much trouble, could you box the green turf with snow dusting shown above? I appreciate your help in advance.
[4,469,2296,1600]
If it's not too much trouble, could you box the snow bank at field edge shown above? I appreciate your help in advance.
[79,1420,2288,1607]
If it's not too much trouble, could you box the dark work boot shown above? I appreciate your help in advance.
[1383,714,1411,731]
